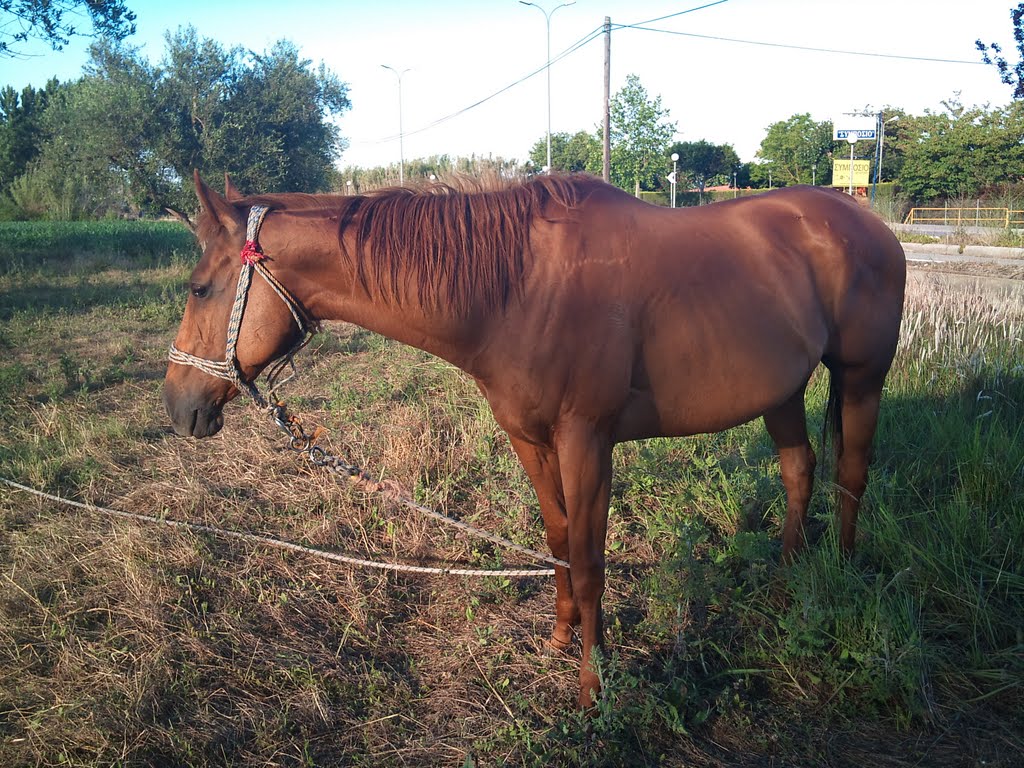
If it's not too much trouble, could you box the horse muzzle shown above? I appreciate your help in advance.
[163,383,226,438]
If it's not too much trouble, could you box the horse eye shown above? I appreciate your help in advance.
[190,283,210,299]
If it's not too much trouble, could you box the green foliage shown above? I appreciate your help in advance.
[749,102,1024,202]
[152,26,235,206]
[609,74,677,195]
[975,3,1024,99]
[754,113,834,187]
[3,27,350,219]
[207,40,350,196]
[0,0,135,55]
[0,219,196,274]
[669,140,740,198]
[896,98,1024,201]
[528,130,602,174]
[43,39,165,216]
[0,80,61,197]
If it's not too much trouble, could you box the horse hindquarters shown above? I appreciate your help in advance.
[823,245,904,555]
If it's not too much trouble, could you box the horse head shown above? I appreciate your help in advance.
[163,171,310,438]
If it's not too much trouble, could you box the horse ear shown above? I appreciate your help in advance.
[194,169,242,235]
[224,173,243,201]
[165,206,196,233]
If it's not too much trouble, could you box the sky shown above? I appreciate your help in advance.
[0,0,1018,174]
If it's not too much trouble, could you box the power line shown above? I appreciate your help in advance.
[627,0,732,28]
[347,23,607,147]
[347,1,734,149]
[619,25,986,66]
[350,0,976,153]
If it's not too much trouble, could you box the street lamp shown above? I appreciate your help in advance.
[381,64,410,185]
[846,133,858,195]
[520,0,575,174]
[670,152,679,208]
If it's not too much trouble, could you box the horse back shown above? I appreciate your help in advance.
[511,185,906,440]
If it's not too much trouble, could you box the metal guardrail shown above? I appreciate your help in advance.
[903,207,1024,228]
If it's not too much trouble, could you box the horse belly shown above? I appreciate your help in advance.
[614,318,823,442]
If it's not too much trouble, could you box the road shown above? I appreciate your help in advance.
[899,241,1024,267]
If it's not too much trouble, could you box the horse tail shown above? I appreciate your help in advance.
[822,364,844,470]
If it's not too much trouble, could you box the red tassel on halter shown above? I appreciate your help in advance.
[240,240,264,265]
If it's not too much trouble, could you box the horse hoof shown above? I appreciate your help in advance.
[542,635,573,656]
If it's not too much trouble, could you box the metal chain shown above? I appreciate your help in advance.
[264,400,570,569]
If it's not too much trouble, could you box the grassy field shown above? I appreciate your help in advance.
[1,221,1022,767]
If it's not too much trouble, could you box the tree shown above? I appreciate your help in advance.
[528,130,602,174]
[608,74,677,195]
[668,139,739,201]
[755,113,834,187]
[1,0,135,55]
[896,98,1024,201]
[17,39,161,218]
[208,40,350,195]
[976,3,1024,99]
[10,29,352,218]
[155,27,235,194]
[0,79,59,191]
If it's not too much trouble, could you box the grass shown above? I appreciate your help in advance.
[892,224,1024,250]
[0,219,197,276]
[0,221,1022,766]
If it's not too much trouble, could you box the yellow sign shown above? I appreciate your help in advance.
[832,159,871,187]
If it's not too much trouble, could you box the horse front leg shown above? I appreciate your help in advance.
[554,422,613,709]
[507,436,579,651]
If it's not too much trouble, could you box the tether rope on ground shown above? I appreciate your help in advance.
[0,478,556,578]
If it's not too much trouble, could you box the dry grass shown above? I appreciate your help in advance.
[1,249,1022,766]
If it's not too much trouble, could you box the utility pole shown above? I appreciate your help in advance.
[871,110,882,204]
[381,65,410,185]
[603,16,611,183]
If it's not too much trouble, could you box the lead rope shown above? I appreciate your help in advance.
[0,479,557,578]
[264,399,569,569]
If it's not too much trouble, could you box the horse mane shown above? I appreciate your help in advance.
[228,174,603,315]
[332,173,601,315]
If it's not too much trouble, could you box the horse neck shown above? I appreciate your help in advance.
[264,191,535,373]
[305,234,491,372]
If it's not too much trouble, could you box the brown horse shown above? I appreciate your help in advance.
[164,171,906,708]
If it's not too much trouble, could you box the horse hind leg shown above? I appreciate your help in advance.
[827,366,887,556]
[763,383,816,563]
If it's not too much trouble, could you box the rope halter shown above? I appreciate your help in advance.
[168,205,318,409]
